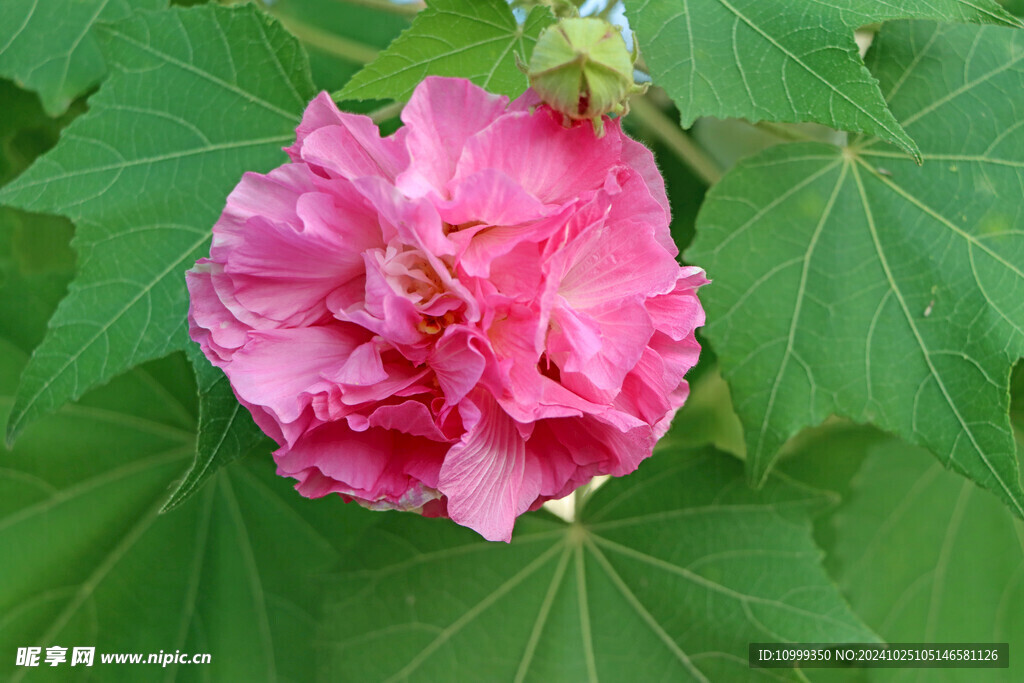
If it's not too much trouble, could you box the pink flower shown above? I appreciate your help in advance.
[186,77,707,542]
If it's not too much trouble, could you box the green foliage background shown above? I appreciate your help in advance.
[1,0,1023,680]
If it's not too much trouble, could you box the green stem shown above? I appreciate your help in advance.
[369,100,405,123]
[573,482,591,521]
[627,95,723,186]
[274,15,379,64]
[596,1,620,20]
[334,0,424,16]
[753,120,817,143]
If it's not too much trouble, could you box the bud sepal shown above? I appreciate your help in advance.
[526,17,647,137]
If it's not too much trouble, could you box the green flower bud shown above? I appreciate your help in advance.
[526,17,646,136]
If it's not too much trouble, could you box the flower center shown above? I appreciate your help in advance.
[386,250,444,305]
[443,220,485,235]
[417,311,457,335]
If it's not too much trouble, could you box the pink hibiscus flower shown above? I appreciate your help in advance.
[186,77,707,542]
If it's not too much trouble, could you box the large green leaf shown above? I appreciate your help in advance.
[1001,0,1024,17]
[0,359,376,682]
[822,440,1024,682]
[0,0,165,116]
[625,0,1021,159]
[687,21,1024,516]
[0,79,84,186]
[159,346,268,513]
[338,0,554,102]
[0,4,316,446]
[0,216,378,681]
[319,448,877,681]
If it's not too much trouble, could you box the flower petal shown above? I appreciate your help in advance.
[437,168,553,227]
[366,399,450,442]
[397,76,509,198]
[548,205,680,311]
[226,325,368,425]
[186,261,251,362]
[646,267,710,340]
[439,393,539,542]
[454,107,622,205]
[619,133,672,249]
[289,92,409,181]
[278,420,446,506]
[549,297,653,396]
[431,326,491,405]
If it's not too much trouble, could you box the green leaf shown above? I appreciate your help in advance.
[319,448,877,681]
[0,79,85,186]
[825,441,1024,682]
[0,4,316,446]
[665,362,746,459]
[0,213,76,358]
[338,0,554,102]
[1001,0,1024,17]
[625,0,1021,159]
[0,364,375,682]
[257,0,412,93]
[687,22,1024,514]
[0,238,378,680]
[159,345,268,513]
[0,0,166,116]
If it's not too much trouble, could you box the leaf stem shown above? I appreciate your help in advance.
[627,95,723,186]
[369,100,405,122]
[334,0,424,16]
[596,1,620,20]
[573,482,591,521]
[271,15,380,64]
[753,120,816,142]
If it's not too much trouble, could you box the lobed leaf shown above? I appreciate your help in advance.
[688,22,1024,515]
[825,441,1024,682]
[0,228,377,680]
[0,360,374,682]
[338,0,554,102]
[625,0,1021,159]
[159,345,269,513]
[0,0,165,116]
[0,79,84,186]
[0,4,317,446]
[319,448,877,681]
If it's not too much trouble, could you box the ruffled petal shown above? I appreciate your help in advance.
[431,326,490,405]
[550,297,653,396]
[453,209,568,280]
[365,399,451,442]
[226,325,369,425]
[540,413,654,478]
[287,92,409,181]
[437,168,553,227]
[215,165,315,232]
[646,267,710,340]
[618,133,673,250]
[186,261,251,362]
[439,393,539,542]
[397,76,509,198]
[548,203,680,311]
[278,421,446,506]
[330,340,388,386]
[454,107,622,205]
